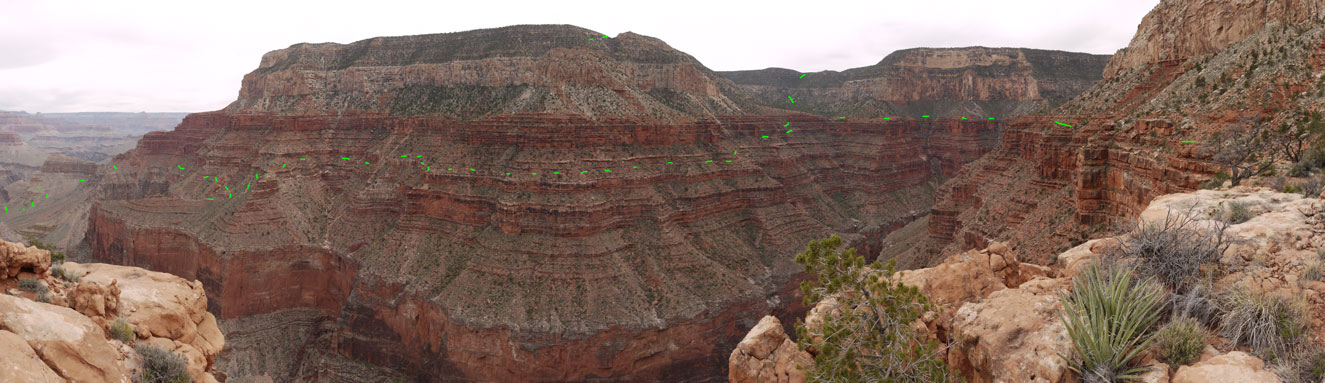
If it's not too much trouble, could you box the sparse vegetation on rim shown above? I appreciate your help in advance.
[133,343,191,383]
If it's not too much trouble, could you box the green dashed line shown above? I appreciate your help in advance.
[762,135,770,138]
[224,186,230,191]
[632,166,638,169]
[246,184,250,190]
[1180,140,1197,143]
[365,162,370,165]
[788,96,795,103]
[203,176,209,179]
[725,160,732,163]
[299,158,307,160]
[178,166,185,170]
[78,179,85,182]
[837,117,846,119]
[400,155,407,158]
[921,115,930,118]
[581,170,589,174]
[282,164,287,168]
[553,171,560,175]
[470,168,476,172]
[341,157,350,160]
[448,168,453,171]
[1054,121,1073,127]
[603,169,610,173]
[228,193,232,199]
[786,129,793,134]
[112,165,117,170]
[532,172,538,175]
[961,117,968,120]
[44,194,48,199]
[989,117,995,120]
[506,172,511,175]
[705,160,713,163]
[207,198,214,201]
[783,123,790,127]
[667,162,673,164]
[799,74,806,79]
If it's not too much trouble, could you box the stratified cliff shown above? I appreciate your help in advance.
[921,0,1325,262]
[67,25,1103,382]
[719,47,1111,119]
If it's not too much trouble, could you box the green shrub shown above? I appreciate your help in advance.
[1304,262,1323,282]
[1060,264,1165,383]
[1221,201,1254,224]
[1156,316,1206,366]
[1280,350,1325,383]
[793,235,957,382]
[17,278,41,292]
[133,343,190,383]
[110,318,135,344]
[1220,289,1309,361]
[52,265,81,283]
[35,292,51,304]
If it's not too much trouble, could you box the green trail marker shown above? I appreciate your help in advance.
[603,169,610,173]
[532,172,538,175]
[786,129,793,133]
[203,176,209,179]
[246,184,250,190]
[448,168,453,171]
[365,162,370,165]
[224,186,230,191]
[883,117,891,120]
[2,207,6,212]
[837,116,846,119]
[401,154,407,158]
[178,165,185,170]
[470,168,476,171]
[282,164,287,168]
[921,115,929,118]
[506,172,511,175]
[30,202,35,207]
[229,193,232,199]
[633,166,638,169]
[207,198,214,201]
[254,173,260,180]
[705,160,713,163]
[553,171,560,174]
[961,117,968,120]
[300,158,307,160]
[989,117,995,120]
[341,157,350,160]
[417,155,423,158]
[581,170,589,174]
[733,149,738,155]
[783,122,791,127]
[427,166,430,171]
[112,165,117,170]
[78,179,85,182]
[44,194,48,199]
[1180,140,1197,143]
[1053,121,1073,127]
[667,162,674,164]
[788,96,795,103]
[799,74,806,79]
[762,135,770,138]
[36,186,40,191]
[725,160,732,163]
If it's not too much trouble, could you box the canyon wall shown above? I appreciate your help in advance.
[921,0,1325,262]
[69,24,1103,381]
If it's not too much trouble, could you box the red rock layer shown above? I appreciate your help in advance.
[87,111,998,381]
[922,1,1325,262]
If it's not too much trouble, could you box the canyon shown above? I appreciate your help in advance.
[60,24,1109,381]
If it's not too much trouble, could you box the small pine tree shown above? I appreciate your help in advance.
[793,235,957,382]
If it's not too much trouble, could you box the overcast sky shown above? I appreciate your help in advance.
[0,0,1158,113]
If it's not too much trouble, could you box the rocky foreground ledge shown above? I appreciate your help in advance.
[732,186,1325,383]
[0,238,225,382]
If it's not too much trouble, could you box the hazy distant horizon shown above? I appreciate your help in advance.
[0,0,1159,113]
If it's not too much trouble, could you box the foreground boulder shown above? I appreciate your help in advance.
[0,328,68,382]
[947,277,1073,383]
[1171,351,1280,383]
[728,315,812,383]
[0,294,129,382]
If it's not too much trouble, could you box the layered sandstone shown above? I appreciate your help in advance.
[719,47,1110,119]
[61,24,1090,382]
[922,0,1325,261]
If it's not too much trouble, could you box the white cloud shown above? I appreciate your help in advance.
[0,0,1158,112]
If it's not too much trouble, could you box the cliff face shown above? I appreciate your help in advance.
[67,24,1048,382]
[921,0,1325,261]
[719,47,1111,120]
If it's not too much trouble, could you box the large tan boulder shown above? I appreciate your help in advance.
[948,277,1074,383]
[69,262,224,381]
[1171,351,1280,383]
[729,315,812,383]
[0,294,129,383]
[0,239,50,280]
[0,329,63,382]
[896,243,1022,312]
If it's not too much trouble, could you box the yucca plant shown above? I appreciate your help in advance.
[1060,264,1165,383]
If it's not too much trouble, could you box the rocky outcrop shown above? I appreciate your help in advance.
[1103,0,1325,78]
[0,237,226,383]
[0,294,130,383]
[39,154,97,175]
[921,0,1325,261]
[946,277,1073,383]
[720,47,1110,119]
[1171,351,1282,383]
[0,238,50,280]
[728,315,812,383]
